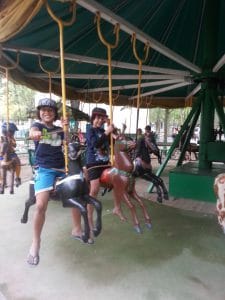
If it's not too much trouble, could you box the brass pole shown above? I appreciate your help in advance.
[0,52,20,129]
[131,33,150,139]
[95,12,120,163]
[46,0,76,174]
[38,54,60,100]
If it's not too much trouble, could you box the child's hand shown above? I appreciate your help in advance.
[61,117,69,127]
[105,124,115,135]
[30,130,42,141]
[127,141,136,149]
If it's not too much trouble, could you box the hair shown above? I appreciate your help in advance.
[145,125,151,131]
[36,107,59,121]
[90,108,107,124]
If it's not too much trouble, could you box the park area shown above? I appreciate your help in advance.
[1,1,225,299]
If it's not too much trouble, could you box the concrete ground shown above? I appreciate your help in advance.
[0,157,225,300]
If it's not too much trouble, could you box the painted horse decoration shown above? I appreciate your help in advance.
[21,142,102,243]
[100,138,152,233]
[102,134,168,203]
[0,136,17,194]
[214,173,225,233]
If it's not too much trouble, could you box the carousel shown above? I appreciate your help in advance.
[0,0,225,203]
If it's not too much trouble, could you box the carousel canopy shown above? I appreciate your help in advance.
[0,0,225,108]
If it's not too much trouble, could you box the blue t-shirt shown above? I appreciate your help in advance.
[32,122,65,169]
[85,126,109,166]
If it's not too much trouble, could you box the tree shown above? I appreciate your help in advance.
[0,76,36,122]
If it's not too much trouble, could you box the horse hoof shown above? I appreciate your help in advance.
[10,191,14,194]
[156,198,162,203]
[145,222,152,230]
[15,178,21,187]
[92,228,101,237]
[164,194,169,200]
[81,235,89,243]
[134,225,143,234]
[21,217,28,223]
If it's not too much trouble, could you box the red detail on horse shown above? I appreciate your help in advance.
[100,138,152,233]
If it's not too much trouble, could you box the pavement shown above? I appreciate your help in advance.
[0,156,224,300]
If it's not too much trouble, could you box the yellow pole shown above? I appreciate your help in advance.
[5,69,9,128]
[95,12,120,163]
[38,54,60,100]
[45,0,76,174]
[131,33,150,139]
[0,52,20,130]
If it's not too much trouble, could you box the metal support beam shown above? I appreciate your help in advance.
[129,81,191,99]
[148,96,202,193]
[27,72,187,81]
[82,79,185,93]
[1,44,191,76]
[185,83,201,101]
[213,53,225,72]
[77,0,201,74]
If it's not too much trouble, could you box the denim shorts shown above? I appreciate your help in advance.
[34,167,65,195]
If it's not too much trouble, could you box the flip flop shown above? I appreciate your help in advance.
[71,235,94,245]
[71,235,83,242]
[27,253,40,266]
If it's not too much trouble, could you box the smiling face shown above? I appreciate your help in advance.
[39,106,56,126]
[92,114,106,128]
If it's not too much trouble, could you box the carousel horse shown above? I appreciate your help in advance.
[21,142,102,243]
[133,157,169,203]
[102,134,168,203]
[0,136,17,194]
[147,140,162,164]
[214,173,225,233]
[100,138,152,233]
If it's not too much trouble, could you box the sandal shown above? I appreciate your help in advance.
[71,235,94,245]
[87,238,94,245]
[71,235,83,242]
[27,253,40,266]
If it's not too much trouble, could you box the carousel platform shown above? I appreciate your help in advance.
[0,159,225,300]
[169,162,225,202]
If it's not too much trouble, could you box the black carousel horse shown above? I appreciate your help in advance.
[133,157,169,203]
[21,142,102,243]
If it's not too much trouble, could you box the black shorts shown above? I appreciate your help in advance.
[87,164,110,181]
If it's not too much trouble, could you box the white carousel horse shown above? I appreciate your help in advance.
[214,173,225,233]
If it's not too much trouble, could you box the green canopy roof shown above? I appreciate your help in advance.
[1,0,225,108]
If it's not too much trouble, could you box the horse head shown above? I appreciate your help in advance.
[214,173,225,233]
[68,142,83,161]
[67,142,86,174]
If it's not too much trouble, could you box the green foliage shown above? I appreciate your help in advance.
[0,77,35,122]
[148,107,191,127]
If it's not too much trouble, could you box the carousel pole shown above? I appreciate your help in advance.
[45,0,76,174]
[131,33,149,140]
[95,12,120,163]
[38,54,60,100]
[0,52,20,129]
